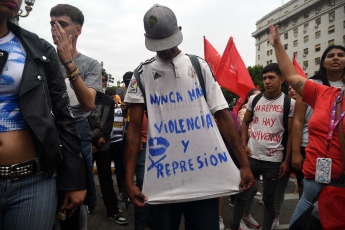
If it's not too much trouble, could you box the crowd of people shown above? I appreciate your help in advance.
[0,1,344,230]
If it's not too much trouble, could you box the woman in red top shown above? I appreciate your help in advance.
[269,24,345,229]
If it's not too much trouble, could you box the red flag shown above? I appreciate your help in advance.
[215,37,255,99]
[232,97,245,116]
[293,54,307,78]
[204,36,221,74]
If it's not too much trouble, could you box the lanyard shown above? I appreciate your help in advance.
[327,90,345,149]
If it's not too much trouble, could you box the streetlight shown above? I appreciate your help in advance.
[18,0,35,18]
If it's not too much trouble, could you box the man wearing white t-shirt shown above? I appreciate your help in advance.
[232,63,295,230]
[124,4,255,230]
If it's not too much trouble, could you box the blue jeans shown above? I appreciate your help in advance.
[232,158,280,230]
[135,143,149,227]
[0,173,57,230]
[76,120,97,208]
[289,179,325,228]
[151,198,219,230]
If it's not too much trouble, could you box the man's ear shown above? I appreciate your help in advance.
[76,25,82,36]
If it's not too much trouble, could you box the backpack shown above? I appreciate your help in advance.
[248,92,291,161]
[133,54,207,110]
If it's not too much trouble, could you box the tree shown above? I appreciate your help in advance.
[247,65,264,90]
[221,87,238,109]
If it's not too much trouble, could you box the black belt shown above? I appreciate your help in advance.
[0,158,41,180]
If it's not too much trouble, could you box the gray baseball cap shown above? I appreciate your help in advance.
[143,4,183,52]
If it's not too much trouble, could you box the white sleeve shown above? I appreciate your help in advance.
[199,58,228,114]
[124,74,145,104]
[289,98,296,118]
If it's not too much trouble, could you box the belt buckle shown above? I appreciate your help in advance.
[10,162,22,181]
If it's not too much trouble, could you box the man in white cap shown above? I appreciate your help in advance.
[124,4,255,229]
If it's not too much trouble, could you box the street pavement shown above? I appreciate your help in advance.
[88,174,299,230]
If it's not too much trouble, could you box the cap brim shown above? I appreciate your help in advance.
[145,30,183,52]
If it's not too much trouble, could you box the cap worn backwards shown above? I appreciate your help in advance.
[143,4,183,52]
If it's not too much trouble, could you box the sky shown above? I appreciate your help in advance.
[19,0,284,84]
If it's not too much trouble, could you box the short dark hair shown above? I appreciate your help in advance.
[50,4,84,26]
[262,63,282,77]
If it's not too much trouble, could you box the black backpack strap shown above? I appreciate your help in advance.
[282,94,291,161]
[186,54,207,102]
[246,92,264,125]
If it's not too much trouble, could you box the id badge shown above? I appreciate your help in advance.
[315,158,332,184]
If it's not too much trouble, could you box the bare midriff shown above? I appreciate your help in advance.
[0,129,37,165]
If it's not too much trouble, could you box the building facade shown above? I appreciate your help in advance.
[252,0,345,77]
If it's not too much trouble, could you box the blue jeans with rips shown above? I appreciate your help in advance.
[76,120,97,208]
[0,173,57,230]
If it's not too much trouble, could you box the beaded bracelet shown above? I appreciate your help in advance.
[69,72,80,82]
[68,70,80,80]
[67,66,79,78]
[64,59,73,65]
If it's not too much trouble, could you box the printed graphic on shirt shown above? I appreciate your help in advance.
[0,34,28,132]
[128,80,137,93]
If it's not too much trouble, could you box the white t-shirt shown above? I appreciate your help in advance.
[247,92,295,162]
[125,52,241,204]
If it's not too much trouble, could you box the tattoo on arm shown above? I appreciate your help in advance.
[296,81,303,89]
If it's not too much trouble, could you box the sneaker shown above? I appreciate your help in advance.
[255,191,262,196]
[272,218,279,229]
[219,216,225,230]
[108,213,128,225]
[242,213,260,229]
[239,219,249,230]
